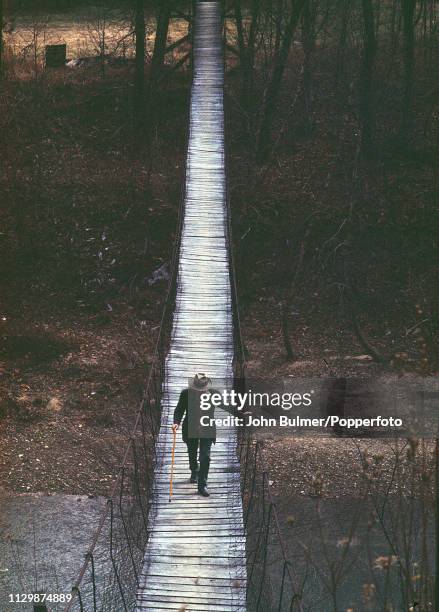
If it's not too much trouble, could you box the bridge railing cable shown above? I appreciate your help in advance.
[226,215,304,612]
[237,430,305,612]
[226,137,304,610]
[227,178,303,609]
[222,20,303,612]
[225,113,303,612]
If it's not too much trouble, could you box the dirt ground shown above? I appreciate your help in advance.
[0,65,187,496]
[1,57,437,501]
[0,300,163,495]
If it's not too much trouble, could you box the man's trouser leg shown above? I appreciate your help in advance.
[186,438,199,473]
[198,438,213,489]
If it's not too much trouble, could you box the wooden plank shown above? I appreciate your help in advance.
[144,557,246,569]
[142,576,245,589]
[147,533,245,546]
[152,522,243,529]
[152,505,242,514]
[140,592,240,604]
[143,562,245,579]
[140,582,241,596]
[146,548,246,559]
[151,524,243,531]
[137,601,245,612]
[137,593,245,606]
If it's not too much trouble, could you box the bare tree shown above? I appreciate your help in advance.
[359,0,376,155]
[256,0,308,163]
[281,227,309,360]
[16,13,49,76]
[145,0,170,139]
[85,3,129,77]
[334,0,350,96]
[233,0,246,87]
[148,0,170,95]
[301,0,317,135]
[401,0,416,140]
[86,7,111,76]
[134,0,146,130]
[0,0,3,77]
[232,0,263,141]
[243,0,261,120]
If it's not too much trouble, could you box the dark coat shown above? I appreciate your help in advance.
[173,388,217,443]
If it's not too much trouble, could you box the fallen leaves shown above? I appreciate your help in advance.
[46,397,63,413]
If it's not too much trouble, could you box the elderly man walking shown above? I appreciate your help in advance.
[172,373,217,497]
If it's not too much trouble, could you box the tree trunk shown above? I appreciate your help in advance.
[256,0,308,163]
[134,0,146,131]
[0,0,3,77]
[401,0,416,140]
[335,0,350,96]
[243,0,260,114]
[359,0,376,156]
[301,0,316,135]
[100,25,106,78]
[146,0,170,137]
[189,0,196,69]
[281,225,309,361]
[273,0,284,62]
[149,1,170,91]
[233,0,246,72]
[233,0,249,122]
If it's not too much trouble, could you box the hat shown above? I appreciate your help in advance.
[190,373,211,390]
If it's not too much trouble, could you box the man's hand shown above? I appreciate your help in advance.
[172,423,179,432]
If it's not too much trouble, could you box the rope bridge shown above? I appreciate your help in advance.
[135,1,245,609]
[63,2,298,610]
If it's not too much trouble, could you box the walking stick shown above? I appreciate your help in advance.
[169,426,177,502]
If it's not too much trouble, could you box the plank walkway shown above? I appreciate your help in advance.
[135,2,247,610]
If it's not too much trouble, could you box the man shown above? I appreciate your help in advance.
[172,373,217,497]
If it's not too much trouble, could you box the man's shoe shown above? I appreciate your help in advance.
[198,487,210,497]
[190,470,198,484]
